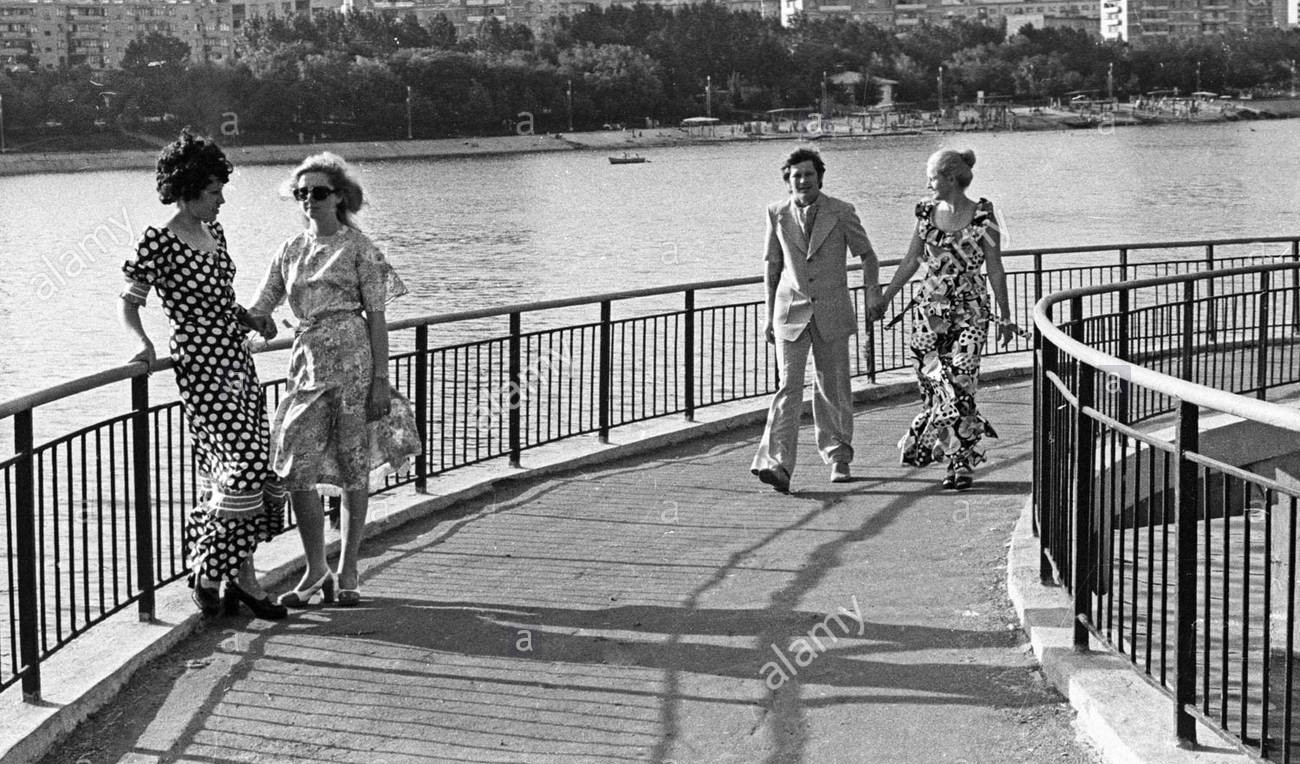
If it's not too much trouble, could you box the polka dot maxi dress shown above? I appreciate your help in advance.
[897,198,1000,474]
[121,224,286,587]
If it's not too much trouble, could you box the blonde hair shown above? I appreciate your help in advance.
[286,152,365,230]
[928,149,976,189]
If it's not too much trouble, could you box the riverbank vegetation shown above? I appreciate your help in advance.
[1,4,1298,150]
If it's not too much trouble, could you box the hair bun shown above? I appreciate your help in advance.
[960,149,976,168]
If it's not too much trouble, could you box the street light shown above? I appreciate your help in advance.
[405,85,412,140]
[1107,61,1114,102]
[566,79,573,131]
[1195,60,1201,93]
[705,75,712,118]
[937,66,944,114]
[1291,59,1296,98]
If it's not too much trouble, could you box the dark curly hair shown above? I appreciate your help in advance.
[781,147,825,188]
[155,129,232,204]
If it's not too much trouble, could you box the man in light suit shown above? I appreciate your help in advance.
[751,148,884,493]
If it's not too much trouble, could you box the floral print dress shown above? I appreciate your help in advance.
[251,226,421,492]
[898,198,1000,473]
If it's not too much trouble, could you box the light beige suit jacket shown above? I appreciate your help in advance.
[765,194,875,343]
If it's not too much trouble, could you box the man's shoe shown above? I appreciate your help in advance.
[754,465,791,494]
[830,461,851,483]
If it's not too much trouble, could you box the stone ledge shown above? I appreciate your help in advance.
[1007,500,1253,764]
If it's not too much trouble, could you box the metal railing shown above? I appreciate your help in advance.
[1034,255,1300,761]
[2,235,1298,710]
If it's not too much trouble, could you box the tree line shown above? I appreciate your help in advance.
[1,4,1298,148]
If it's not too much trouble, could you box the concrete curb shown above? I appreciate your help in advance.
[0,359,1032,764]
[1006,499,1253,764]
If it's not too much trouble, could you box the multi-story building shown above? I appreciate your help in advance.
[1100,0,1277,40]
[0,0,347,70]
[0,0,229,69]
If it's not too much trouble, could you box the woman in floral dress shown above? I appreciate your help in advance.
[880,149,1022,490]
[250,152,419,608]
[118,130,288,619]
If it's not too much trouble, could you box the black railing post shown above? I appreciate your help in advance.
[508,311,522,467]
[599,300,612,443]
[414,325,428,491]
[14,409,41,702]
[1174,400,1200,746]
[1181,280,1196,383]
[1036,323,1057,585]
[1117,286,1130,426]
[1256,270,1271,401]
[1291,239,1299,331]
[1033,252,1043,304]
[130,375,154,622]
[1119,247,1129,281]
[684,290,695,422]
[1070,297,1095,651]
[1204,244,1217,342]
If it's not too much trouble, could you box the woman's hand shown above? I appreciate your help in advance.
[129,339,157,369]
[367,376,391,421]
[246,311,278,341]
[997,322,1022,348]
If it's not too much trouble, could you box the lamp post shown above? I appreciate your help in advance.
[937,66,944,115]
[705,75,712,118]
[566,79,573,131]
[1291,59,1296,97]
[1107,61,1114,102]
[1195,60,1201,94]
[405,85,412,140]
[821,70,828,115]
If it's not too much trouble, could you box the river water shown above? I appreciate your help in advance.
[1,120,1298,439]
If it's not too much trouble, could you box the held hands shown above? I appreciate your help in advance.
[245,311,278,341]
[367,376,392,421]
[764,323,775,345]
[864,290,888,324]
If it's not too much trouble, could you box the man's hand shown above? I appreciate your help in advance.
[764,323,776,345]
[864,290,887,324]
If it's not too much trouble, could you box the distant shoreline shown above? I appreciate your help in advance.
[0,102,1295,177]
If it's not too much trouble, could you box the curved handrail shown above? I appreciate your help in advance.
[1032,260,1300,432]
[3,233,1296,420]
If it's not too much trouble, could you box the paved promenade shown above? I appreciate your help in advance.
[27,380,1103,764]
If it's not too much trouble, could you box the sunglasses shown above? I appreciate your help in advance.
[292,186,335,202]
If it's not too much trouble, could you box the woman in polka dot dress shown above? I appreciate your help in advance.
[880,149,1022,490]
[250,152,418,609]
[118,130,289,620]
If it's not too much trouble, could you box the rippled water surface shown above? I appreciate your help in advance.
[2,120,1297,436]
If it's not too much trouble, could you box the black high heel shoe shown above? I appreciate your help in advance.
[191,584,222,616]
[223,582,289,620]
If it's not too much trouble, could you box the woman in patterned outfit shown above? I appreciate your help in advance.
[118,130,288,619]
[250,152,418,608]
[880,149,1022,490]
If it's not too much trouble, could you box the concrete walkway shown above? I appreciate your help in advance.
[26,380,1107,764]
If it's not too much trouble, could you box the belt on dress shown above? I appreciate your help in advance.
[293,308,364,336]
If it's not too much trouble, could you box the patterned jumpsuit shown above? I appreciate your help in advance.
[121,223,285,587]
[897,198,1001,474]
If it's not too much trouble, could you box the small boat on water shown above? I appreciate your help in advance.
[609,153,648,165]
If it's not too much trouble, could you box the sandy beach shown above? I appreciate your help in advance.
[0,127,768,177]
[1,98,1293,177]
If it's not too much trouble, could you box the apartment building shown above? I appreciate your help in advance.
[0,0,233,69]
[1100,0,1278,40]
